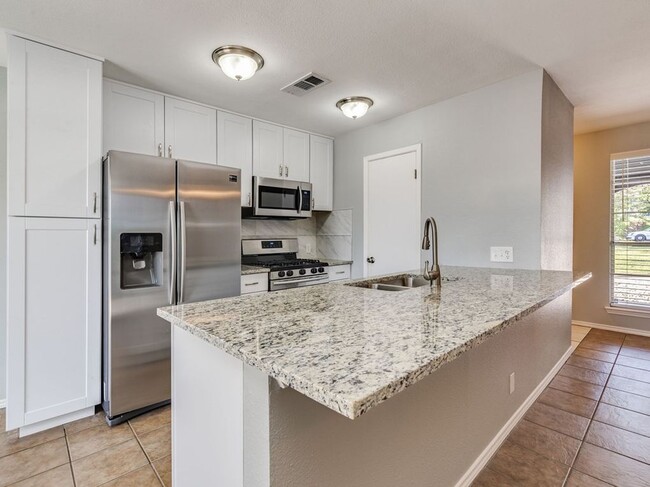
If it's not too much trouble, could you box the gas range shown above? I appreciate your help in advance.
[242,239,329,291]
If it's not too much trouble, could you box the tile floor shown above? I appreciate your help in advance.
[473,326,650,487]
[2,325,649,486]
[0,405,171,486]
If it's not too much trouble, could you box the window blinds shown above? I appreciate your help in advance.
[611,152,650,307]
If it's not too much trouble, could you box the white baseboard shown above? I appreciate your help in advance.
[454,345,573,487]
[572,319,650,338]
[0,399,6,409]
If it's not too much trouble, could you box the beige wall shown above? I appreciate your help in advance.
[573,121,650,333]
[541,72,574,271]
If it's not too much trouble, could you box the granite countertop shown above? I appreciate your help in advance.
[158,266,590,419]
[241,265,270,275]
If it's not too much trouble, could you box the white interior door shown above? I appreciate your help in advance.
[365,145,421,277]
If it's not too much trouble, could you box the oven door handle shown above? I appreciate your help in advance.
[273,275,329,285]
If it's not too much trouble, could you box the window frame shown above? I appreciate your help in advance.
[609,148,650,311]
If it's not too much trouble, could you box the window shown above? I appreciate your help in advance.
[611,149,650,307]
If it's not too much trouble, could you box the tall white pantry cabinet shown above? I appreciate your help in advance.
[6,36,103,434]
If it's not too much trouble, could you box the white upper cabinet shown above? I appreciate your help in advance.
[164,97,217,164]
[6,217,101,430]
[253,120,284,179]
[7,36,102,218]
[283,128,310,182]
[218,111,253,206]
[103,80,164,157]
[253,121,310,182]
[309,135,334,211]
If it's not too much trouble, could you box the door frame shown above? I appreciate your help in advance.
[363,144,422,278]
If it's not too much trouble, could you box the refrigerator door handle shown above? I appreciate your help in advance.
[169,201,176,305]
[179,201,187,303]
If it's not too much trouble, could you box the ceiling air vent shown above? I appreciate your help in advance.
[281,72,331,96]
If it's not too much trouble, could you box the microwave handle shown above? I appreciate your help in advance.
[296,186,302,215]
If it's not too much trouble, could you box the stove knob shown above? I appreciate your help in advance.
[318,267,325,273]
[287,270,294,277]
[278,271,285,277]
[311,268,318,274]
[299,269,306,275]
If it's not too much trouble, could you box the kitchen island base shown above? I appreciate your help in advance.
[171,292,572,487]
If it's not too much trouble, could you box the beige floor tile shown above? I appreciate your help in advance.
[67,422,134,461]
[0,409,5,431]
[128,406,171,436]
[9,464,74,487]
[72,438,148,487]
[0,438,69,487]
[0,426,64,458]
[64,411,107,435]
[138,424,171,462]
[152,454,172,487]
[99,465,162,486]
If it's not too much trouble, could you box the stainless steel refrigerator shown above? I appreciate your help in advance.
[102,150,241,424]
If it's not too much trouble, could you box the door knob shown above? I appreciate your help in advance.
[367,257,375,264]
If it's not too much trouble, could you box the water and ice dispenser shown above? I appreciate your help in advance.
[120,233,163,289]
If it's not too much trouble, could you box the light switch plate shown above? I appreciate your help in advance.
[490,246,513,263]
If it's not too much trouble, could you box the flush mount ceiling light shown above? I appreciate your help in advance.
[212,45,264,81]
[336,96,374,119]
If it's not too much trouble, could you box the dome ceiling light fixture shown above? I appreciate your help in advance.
[212,45,264,81]
[336,96,374,119]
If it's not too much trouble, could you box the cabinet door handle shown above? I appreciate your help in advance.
[93,224,97,245]
[244,281,260,286]
[168,145,173,158]
[312,197,315,209]
[158,143,163,157]
[279,164,283,177]
[247,193,252,206]
[335,271,345,274]
[285,165,289,177]
[93,192,98,213]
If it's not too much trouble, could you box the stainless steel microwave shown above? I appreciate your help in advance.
[245,176,312,219]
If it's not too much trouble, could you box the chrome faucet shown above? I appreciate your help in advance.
[422,217,441,288]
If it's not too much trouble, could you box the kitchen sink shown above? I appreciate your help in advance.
[348,274,461,291]
[348,274,433,291]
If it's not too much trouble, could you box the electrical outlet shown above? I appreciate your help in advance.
[509,372,516,394]
[305,243,312,254]
[491,246,514,263]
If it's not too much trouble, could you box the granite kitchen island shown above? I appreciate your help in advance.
[158,266,589,487]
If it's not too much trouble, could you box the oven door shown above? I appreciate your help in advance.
[253,177,312,218]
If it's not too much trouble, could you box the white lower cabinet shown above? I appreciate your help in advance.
[240,273,269,295]
[6,217,101,433]
[328,264,351,281]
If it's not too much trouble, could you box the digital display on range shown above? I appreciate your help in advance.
[261,240,283,249]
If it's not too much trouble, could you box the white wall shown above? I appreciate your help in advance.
[0,66,6,404]
[334,70,545,278]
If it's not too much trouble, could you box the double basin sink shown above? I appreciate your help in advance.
[348,274,461,291]
[348,275,433,292]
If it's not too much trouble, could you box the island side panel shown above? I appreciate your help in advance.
[268,292,572,487]
[172,326,245,487]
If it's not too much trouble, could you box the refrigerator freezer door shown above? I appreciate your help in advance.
[104,151,175,418]
[177,160,241,303]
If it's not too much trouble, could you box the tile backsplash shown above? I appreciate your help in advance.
[241,209,352,261]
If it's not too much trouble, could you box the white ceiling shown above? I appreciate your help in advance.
[0,0,649,136]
